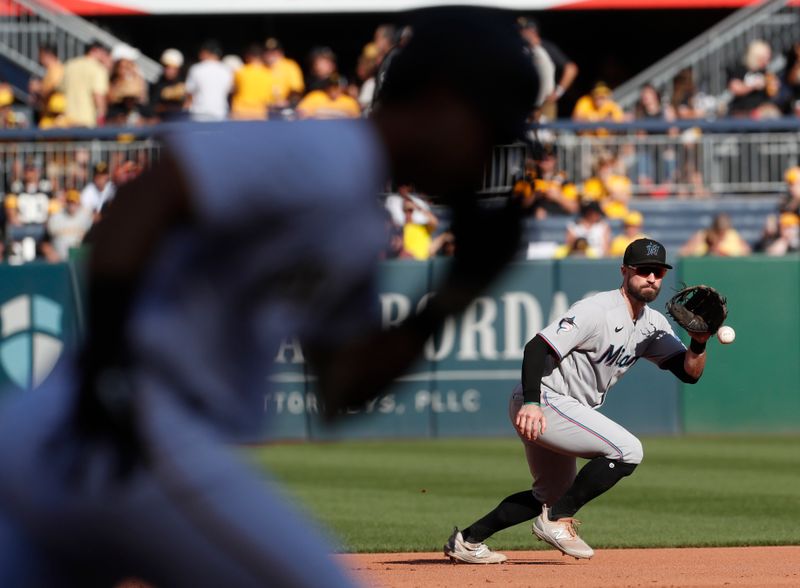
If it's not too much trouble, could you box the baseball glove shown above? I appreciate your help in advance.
[665,285,728,335]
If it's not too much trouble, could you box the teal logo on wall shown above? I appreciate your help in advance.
[0,294,63,389]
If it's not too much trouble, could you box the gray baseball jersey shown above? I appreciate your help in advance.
[537,288,685,408]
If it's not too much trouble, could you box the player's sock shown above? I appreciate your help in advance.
[549,457,637,520]
[462,490,542,543]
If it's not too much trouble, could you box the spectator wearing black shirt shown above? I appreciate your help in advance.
[148,49,187,122]
[517,16,578,120]
[727,40,781,119]
[305,46,339,93]
[780,42,800,114]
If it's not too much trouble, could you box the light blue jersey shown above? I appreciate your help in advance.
[0,119,389,588]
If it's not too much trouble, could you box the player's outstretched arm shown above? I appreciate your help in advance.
[663,284,727,384]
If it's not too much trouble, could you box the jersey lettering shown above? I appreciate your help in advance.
[595,344,638,368]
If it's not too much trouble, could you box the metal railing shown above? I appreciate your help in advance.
[613,0,800,112]
[485,118,800,196]
[0,119,797,198]
[0,0,162,96]
[0,131,158,192]
[552,130,799,196]
[481,143,527,194]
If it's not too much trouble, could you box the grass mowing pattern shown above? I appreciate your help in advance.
[247,436,800,553]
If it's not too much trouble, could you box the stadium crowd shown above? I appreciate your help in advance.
[0,21,799,264]
[13,23,800,127]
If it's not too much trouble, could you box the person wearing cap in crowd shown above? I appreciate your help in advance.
[446,237,712,563]
[754,212,800,256]
[222,54,244,73]
[80,161,115,217]
[780,165,800,216]
[148,49,187,122]
[41,189,93,262]
[564,200,611,257]
[572,81,625,135]
[4,163,55,263]
[185,39,234,121]
[306,46,339,93]
[296,74,360,119]
[108,44,148,126]
[231,44,274,120]
[769,212,800,255]
[609,210,646,256]
[263,38,304,108]
[517,16,578,121]
[62,41,111,127]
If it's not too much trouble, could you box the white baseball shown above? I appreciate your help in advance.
[717,326,736,344]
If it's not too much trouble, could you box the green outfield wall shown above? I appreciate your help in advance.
[0,257,796,438]
[679,257,800,433]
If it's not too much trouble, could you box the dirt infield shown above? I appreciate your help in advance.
[339,546,800,588]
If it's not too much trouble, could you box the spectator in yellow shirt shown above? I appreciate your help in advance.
[264,38,305,107]
[296,74,360,119]
[39,93,69,129]
[572,81,625,134]
[519,142,579,219]
[609,211,646,257]
[679,212,751,257]
[0,86,22,129]
[781,165,800,216]
[581,151,631,219]
[28,45,64,122]
[61,42,110,127]
[231,44,273,120]
[399,196,439,260]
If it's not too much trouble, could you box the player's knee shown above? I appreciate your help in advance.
[623,437,644,465]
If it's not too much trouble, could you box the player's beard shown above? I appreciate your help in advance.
[626,280,660,303]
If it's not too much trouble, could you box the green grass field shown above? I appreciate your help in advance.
[247,436,800,553]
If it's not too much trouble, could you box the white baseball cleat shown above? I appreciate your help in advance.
[443,527,507,564]
[532,505,594,559]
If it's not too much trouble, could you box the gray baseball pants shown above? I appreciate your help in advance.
[509,385,643,505]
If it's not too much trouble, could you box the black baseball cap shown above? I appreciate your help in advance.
[623,238,672,269]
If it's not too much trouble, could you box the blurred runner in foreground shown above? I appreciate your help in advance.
[0,7,538,588]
